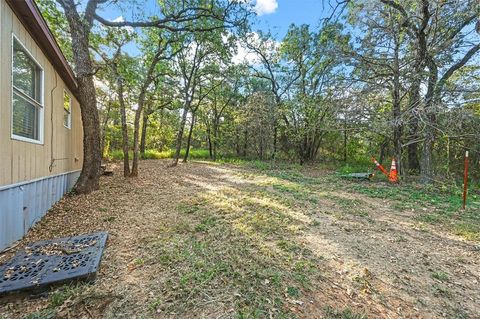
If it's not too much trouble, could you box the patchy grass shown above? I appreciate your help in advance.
[1,160,479,319]
[48,284,82,307]
[323,306,367,319]
[233,163,480,241]
[23,309,56,319]
[148,192,320,318]
[431,271,449,282]
[345,180,480,241]
[336,163,373,176]
[8,283,110,319]
[432,284,453,298]
[453,222,480,241]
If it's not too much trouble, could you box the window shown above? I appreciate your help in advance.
[12,36,43,142]
[63,91,71,128]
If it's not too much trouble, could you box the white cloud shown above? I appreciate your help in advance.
[254,0,278,16]
[230,32,280,66]
[224,32,260,65]
[232,44,260,65]
[112,16,125,23]
[112,16,135,34]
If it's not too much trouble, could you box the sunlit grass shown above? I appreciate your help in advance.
[106,148,212,160]
[141,167,337,317]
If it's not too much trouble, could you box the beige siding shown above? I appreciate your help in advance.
[0,0,83,187]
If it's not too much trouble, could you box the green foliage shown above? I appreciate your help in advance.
[337,163,371,175]
[143,150,174,159]
[38,0,479,185]
[36,0,73,63]
[107,149,211,161]
[247,160,271,171]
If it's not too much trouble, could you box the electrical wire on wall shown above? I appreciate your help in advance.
[48,71,68,171]
[48,71,73,173]
[49,71,58,172]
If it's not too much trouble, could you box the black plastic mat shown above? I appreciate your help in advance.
[0,232,108,295]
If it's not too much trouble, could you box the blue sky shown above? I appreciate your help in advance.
[97,0,334,42]
[252,0,333,39]
[95,0,335,57]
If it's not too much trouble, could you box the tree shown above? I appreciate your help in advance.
[93,28,135,177]
[55,0,104,194]
[201,67,241,160]
[245,31,294,159]
[170,35,210,166]
[347,1,410,173]
[281,23,349,163]
[130,31,176,176]
[381,0,479,182]
[140,80,173,157]
[170,26,232,166]
[48,0,251,191]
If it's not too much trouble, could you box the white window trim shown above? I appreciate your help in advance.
[11,33,45,145]
[63,89,72,129]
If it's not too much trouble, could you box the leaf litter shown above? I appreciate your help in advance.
[0,160,478,318]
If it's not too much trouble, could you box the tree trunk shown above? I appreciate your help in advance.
[131,46,164,176]
[208,133,213,159]
[271,124,277,160]
[243,128,248,157]
[140,111,149,158]
[235,128,241,156]
[206,122,213,159]
[60,0,101,194]
[343,115,347,162]
[212,121,218,161]
[130,91,146,176]
[312,133,322,161]
[118,78,130,177]
[421,131,435,182]
[100,101,112,159]
[445,135,450,175]
[299,133,308,165]
[406,3,428,174]
[75,77,102,193]
[271,98,280,160]
[392,40,403,175]
[183,113,195,163]
[420,58,438,183]
[259,144,263,160]
[406,79,421,173]
[172,103,189,166]
[379,138,388,165]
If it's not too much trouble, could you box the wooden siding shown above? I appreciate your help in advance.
[0,0,83,187]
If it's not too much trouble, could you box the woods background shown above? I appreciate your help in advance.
[39,0,480,185]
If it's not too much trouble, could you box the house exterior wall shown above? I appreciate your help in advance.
[0,0,83,185]
[0,0,83,250]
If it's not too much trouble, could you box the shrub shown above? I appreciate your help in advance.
[106,148,212,161]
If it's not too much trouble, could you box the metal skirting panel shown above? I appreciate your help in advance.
[0,171,80,251]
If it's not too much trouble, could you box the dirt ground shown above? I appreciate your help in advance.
[0,160,479,319]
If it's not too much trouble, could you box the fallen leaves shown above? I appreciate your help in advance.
[0,160,479,319]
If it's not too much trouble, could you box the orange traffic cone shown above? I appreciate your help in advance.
[372,157,389,177]
[389,158,398,183]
